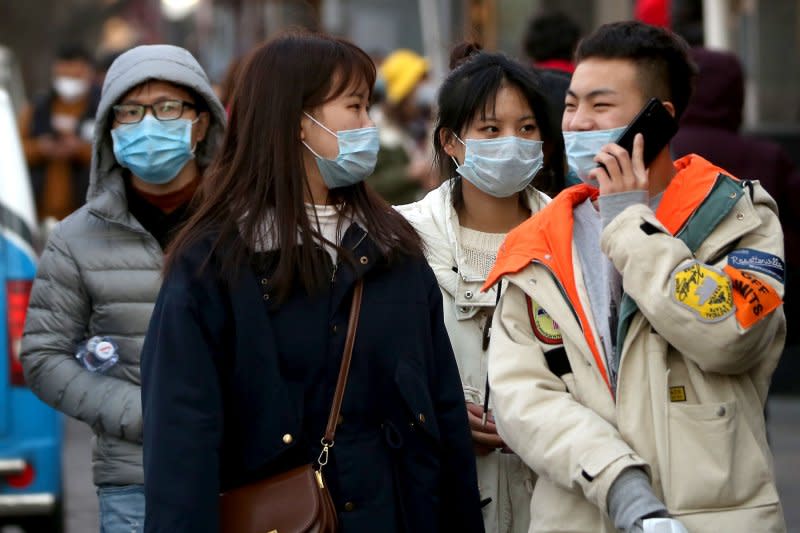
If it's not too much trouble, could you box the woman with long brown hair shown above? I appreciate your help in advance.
[140,32,483,533]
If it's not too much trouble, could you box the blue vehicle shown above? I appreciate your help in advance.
[0,87,64,532]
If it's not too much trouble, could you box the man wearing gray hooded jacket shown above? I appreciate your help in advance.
[20,45,226,532]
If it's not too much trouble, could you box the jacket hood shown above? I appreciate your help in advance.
[680,47,744,132]
[88,45,226,201]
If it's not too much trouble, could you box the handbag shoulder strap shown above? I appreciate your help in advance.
[323,279,363,446]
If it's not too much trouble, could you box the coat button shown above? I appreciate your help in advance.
[263,293,270,301]
[282,433,293,444]
[729,192,738,199]
[418,413,426,423]
[331,324,338,334]
[260,277,268,285]
[716,406,726,417]
[465,290,473,299]
[736,213,744,220]
[344,501,355,512]
[359,256,369,265]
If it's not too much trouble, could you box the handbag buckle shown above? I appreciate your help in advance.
[317,438,334,468]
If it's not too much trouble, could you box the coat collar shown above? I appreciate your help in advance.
[86,168,150,235]
[483,154,735,392]
[400,180,547,301]
[484,154,734,290]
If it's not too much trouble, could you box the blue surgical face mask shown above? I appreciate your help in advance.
[302,112,380,189]
[111,115,197,184]
[452,135,544,198]
[562,126,626,186]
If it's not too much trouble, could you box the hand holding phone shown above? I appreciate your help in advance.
[592,98,678,195]
[611,97,678,167]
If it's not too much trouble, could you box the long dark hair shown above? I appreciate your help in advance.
[166,31,422,302]
[434,43,566,207]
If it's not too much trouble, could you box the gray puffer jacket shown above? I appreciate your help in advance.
[20,45,226,486]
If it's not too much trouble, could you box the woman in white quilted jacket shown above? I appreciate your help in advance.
[397,43,566,533]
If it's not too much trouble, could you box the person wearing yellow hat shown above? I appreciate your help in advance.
[368,49,437,204]
[380,49,429,104]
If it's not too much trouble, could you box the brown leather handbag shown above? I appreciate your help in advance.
[219,280,364,533]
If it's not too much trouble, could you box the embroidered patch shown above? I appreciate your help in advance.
[727,249,785,283]
[669,386,687,402]
[671,261,734,322]
[526,296,562,345]
[723,265,783,329]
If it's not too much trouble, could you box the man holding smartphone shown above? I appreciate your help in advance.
[484,21,786,533]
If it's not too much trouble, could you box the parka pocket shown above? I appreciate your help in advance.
[394,359,441,444]
[665,400,779,513]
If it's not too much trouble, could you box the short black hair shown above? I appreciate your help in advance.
[523,10,581,62]
[434,48,566,200]
[56,44,93,65]
[575,21,697,120]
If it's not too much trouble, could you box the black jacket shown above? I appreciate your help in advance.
[141,224,484,533]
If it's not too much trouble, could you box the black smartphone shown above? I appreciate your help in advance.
[611,97,678,167]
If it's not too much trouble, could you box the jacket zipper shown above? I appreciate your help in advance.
[531,260,580,325]
[531,259,614,395]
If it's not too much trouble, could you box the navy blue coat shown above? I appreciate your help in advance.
[141,224,484,533]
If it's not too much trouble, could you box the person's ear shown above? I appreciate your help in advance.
[440,129,459,158]
[662,100,677,118]
[194,112,210,144]
[300,112,312,141]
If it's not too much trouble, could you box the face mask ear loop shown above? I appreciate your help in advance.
[302,140,325,160]
[190,116,200,154]
[303,111,338,138]
[302,112,338,160]
[450,132,466,167]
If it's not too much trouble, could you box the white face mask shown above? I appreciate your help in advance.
[562,126,626,186]
[451,135,544,198]
[53,76,89,102]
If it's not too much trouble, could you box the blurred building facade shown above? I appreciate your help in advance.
[186,0,800,137]
[2,0,798,144]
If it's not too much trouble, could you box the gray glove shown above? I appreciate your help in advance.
[607,467,669,533]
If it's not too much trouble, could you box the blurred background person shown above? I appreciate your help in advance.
[522,10,581,74]
[95,49,125,88]
[20,44,226,533]
[368,48,438,204]
[521,10,582,147]
[398,43,565,533]
[634,0,671,28]
[18,44,100,222]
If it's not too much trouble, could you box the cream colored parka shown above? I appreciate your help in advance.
[397,180,549,533]
[484,156,786,532]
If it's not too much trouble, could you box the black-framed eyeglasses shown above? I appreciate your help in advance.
[112,100,196,124]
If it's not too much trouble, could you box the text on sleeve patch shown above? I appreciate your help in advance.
[727,249,785,283]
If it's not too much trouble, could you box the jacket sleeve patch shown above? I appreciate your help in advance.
[671,261,734,323]
[723,265,783,329]
[727,249,785,284]
[525,296,563,345]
